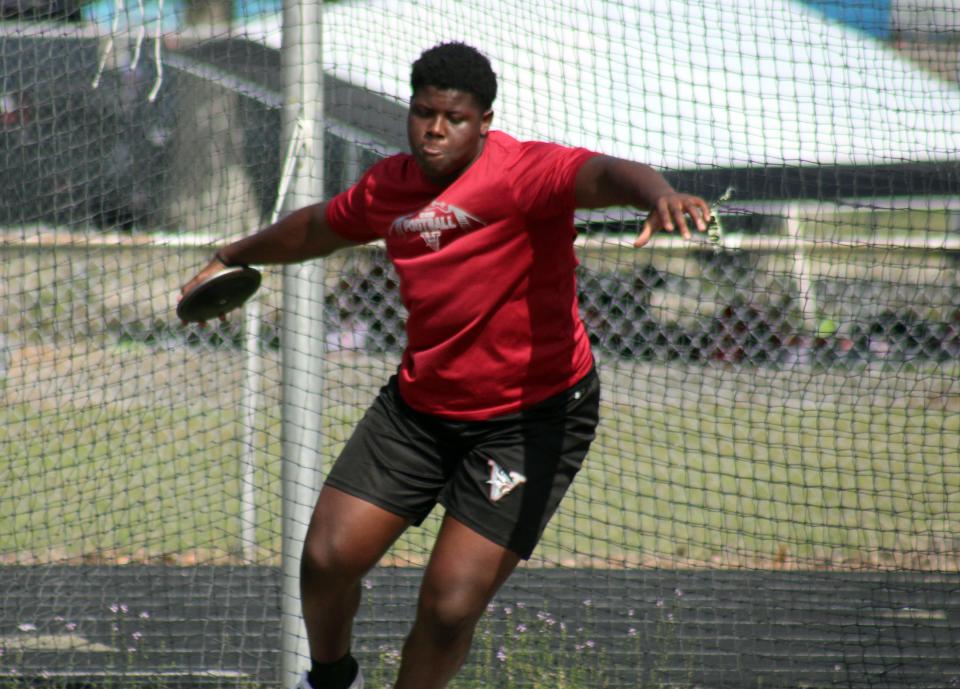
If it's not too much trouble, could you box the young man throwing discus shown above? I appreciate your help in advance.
[181,42,712,689]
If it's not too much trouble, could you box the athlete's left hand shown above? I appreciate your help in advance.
[634,192,712,248]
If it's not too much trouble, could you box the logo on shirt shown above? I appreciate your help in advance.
[389,201,486,251]
[486,459,527,503]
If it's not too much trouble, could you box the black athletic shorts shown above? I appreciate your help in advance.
[324,367,601,559]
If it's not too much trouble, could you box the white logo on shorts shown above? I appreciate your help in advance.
[486,459,526,503]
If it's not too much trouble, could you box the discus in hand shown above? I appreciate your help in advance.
[177,265,262,323]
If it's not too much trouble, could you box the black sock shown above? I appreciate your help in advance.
[307,652,358,689]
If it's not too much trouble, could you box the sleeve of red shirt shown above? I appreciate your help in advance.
[509,141,600,219]
[324,166,380,243]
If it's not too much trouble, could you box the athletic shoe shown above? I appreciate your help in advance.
[296,669,364,689]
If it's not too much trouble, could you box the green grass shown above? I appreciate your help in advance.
[1,404,274,560]
[2,359,958,568]
[547,398,960,566]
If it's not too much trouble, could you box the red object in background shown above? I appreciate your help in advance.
[0,91,31,128]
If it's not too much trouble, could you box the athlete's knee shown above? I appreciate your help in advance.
[302,492,391,584]
[300,519,364,585]
[415,582,488,642]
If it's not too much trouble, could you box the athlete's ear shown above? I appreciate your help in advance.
[480,109,493,136]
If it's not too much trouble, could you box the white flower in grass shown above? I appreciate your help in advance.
[536,611,556,626]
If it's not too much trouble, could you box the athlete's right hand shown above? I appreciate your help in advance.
[178,254,229,324]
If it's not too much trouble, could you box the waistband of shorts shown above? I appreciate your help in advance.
[387,365,599,424]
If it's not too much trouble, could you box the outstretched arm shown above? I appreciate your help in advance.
[180,201,357,304]
[214,201,354,266]
[574,155,712,248]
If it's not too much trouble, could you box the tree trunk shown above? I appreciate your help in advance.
[165,0,261,237]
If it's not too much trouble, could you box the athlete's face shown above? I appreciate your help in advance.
[407,86,493,186]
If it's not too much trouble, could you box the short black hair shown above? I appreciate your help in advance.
[410,42,497,111]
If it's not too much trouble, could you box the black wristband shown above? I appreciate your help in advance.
[214,250,246,268]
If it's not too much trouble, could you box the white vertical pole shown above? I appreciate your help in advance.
[241,118,305,565]
[788,202,817,334]
[241,297,261,562]
[280,0,325,684]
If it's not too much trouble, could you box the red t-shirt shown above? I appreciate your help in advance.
[326,130,599,420]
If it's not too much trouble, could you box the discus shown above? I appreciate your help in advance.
[177,265,262,323]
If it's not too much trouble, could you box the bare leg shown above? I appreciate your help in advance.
[300,485,410,662]
[394,515,521,689]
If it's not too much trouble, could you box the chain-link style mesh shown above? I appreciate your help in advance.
[2,1,960,687]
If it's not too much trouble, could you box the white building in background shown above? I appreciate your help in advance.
[302,0,960,177]
[893,0,960,37]
[891,0,960,84]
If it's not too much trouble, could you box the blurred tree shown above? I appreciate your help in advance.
[164,0,261,235]
[184,0,231,25]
